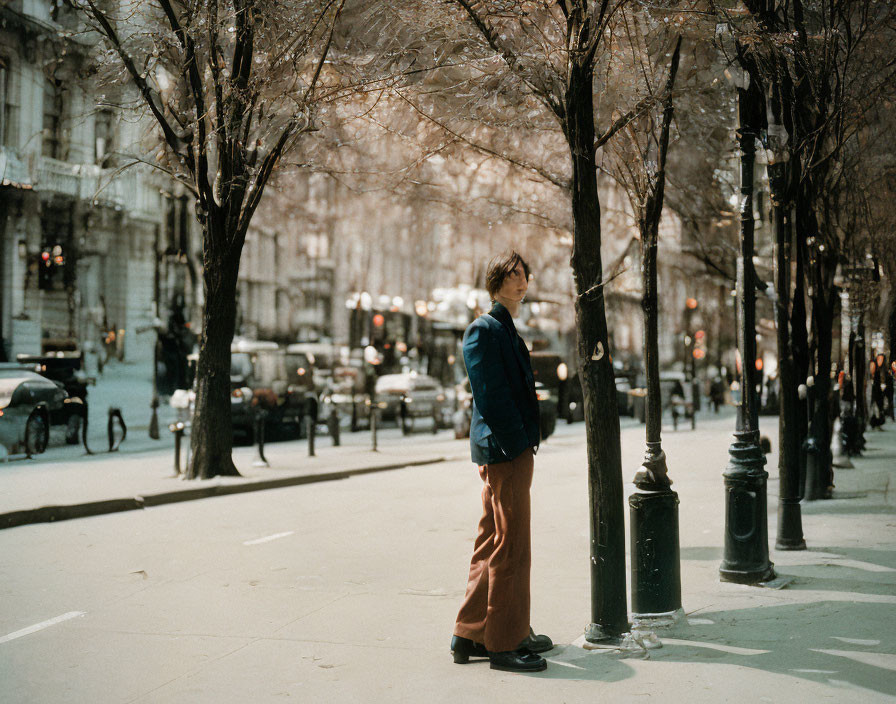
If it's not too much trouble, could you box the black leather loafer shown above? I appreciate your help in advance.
[451,635,488,663]
[518,627,554,653]
[488,649,547,672]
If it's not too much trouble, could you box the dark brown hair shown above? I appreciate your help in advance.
[485,250,531,298]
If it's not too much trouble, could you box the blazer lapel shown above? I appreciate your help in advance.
[488,303,534,386]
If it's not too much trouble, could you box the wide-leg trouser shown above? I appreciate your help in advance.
[454,447,534,653]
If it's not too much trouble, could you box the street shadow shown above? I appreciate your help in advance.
[778,546,896,597]
[518,648,639,682]
[537,601,895,694]
[813,546,896,569]
[648,601,896,696]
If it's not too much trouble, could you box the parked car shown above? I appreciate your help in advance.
[452,377,558,442]
[16,352,91,444]
[530,351,582,424]
[285,342,341,395]
[374,372,448,434]
[534,381,558,440]
[0,366,69,455]
[230,340,314,442]
[320,366,372,431]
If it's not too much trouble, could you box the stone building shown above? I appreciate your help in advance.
[0,0,163,374]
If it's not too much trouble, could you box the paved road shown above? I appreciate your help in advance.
[2,414,895,703]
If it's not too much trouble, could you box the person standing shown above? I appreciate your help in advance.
[451,251,553,673]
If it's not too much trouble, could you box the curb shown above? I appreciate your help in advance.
[0,456,451,530]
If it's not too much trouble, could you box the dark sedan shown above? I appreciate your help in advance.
[0,367,68,456]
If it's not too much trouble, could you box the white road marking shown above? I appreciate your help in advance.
[243,531,294,546]
[0,612,85,644]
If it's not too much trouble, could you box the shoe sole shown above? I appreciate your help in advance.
[489,662,547,673]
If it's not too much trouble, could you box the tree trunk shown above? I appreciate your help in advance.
[808,245,837,497]
[642,215,663,445]
[855,318,867,443]
[188,222,242,479]
[790,210,810,445]
[769,157,804,548]
[634,36,680,489]
[566,57,627,638]
[887,286,896,366]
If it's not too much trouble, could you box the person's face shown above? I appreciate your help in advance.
[497,261,529,302]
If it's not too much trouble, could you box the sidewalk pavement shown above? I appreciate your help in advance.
[1,413,894,703]
[0,425,468,529]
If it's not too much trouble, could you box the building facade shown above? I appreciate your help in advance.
[0,1,163,376]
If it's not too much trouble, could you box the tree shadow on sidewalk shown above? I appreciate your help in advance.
[537,600,895,696]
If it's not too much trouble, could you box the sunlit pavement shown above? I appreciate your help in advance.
[1,412,894,703]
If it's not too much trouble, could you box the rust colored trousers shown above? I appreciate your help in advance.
[454,448,534,652]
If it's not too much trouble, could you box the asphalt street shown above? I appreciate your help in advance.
[1,413,895,703]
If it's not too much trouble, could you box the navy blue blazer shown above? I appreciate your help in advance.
[463,302,540,465]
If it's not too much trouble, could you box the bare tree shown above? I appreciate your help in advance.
[716,0,896,498]
[602,19,683,489]
[74,0,345,478]
[408,0,661,639]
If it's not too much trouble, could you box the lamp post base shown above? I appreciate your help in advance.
[631,607,686,631]
[583,623,626,646]
[720,428,775,584]
[629,489,682,616]
[775,499,806,551]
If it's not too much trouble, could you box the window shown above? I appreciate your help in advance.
[42,78,64,159]
[0,57,14,147]
[94,108,114,165]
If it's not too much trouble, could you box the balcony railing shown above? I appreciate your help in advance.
[0,148,159,219]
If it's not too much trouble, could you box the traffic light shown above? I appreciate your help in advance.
[37,244,65,291]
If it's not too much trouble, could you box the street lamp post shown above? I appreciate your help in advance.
[720,81,775,585]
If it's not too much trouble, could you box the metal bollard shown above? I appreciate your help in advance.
[629,490,683,623]
[371,408,378,452]
[107,407,127,451]
[802,436,822,501]
[307,415,316,457]
[328,409,340,446]
[169,421,185,475]
[253,408,269,468]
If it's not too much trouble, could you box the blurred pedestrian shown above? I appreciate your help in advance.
[869,361,885,430]
[451,250,551,673]
[710,376,724,413]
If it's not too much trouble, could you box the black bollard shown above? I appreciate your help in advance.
[629,490,683,625]
[802,436,822,501]
[307,415,316,457]
[371,408,378,452]
[107,407,127,451]
[328,409,341,446]
[169,422,185,475]
[253,407,269,467]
